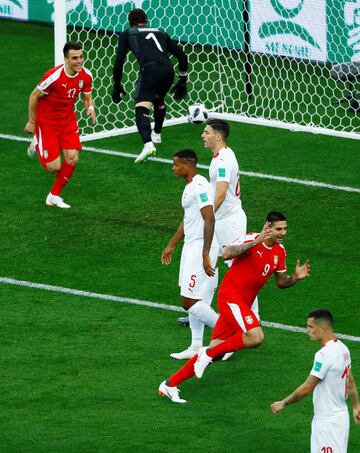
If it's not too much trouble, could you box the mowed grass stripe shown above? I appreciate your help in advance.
[1,277,359,343]
[1,132,359,193]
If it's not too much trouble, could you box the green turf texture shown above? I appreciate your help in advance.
[0,19,360,452]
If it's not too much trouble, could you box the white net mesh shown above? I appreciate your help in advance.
[64,0,360,140]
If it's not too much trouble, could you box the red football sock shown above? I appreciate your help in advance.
[50,162,76,196]
[207,332,245,359]
[167,355,198,387]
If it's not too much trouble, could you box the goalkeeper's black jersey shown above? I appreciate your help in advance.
[113,26,187,84]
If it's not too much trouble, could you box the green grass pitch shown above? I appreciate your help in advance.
[0,19,359,452]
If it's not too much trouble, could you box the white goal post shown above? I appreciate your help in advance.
[54,0,360,141]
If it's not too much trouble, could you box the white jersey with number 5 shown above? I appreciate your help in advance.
[182,174,214,244]
[311,339,351,417]
[209,146,242,220]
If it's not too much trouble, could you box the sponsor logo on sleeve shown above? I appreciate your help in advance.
[245,315,254,325]
[218,168,226,177]
[200,192,209,202]
[314,361,323,372]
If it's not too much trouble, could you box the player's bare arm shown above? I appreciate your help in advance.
[161,222,184,265]
[24,87,46,134]
[200,205,215,277]
[271,375,320,414]
[223,221,272,260]
[275,259,311,288]
[214,181,228,212]
[82,93,96,125]
[348,369,360,424]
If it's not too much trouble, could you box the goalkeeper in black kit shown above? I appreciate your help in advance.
[112,8,188,163]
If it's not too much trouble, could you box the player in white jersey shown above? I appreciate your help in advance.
[161,149,219,360]
[271,309,360,453]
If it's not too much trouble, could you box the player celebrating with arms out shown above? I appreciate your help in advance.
[25,41,96,209]
[271,309,360,453]
[112,8,188,163]
[159,212,311,403]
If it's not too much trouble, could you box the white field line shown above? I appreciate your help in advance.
[1,133,359,194]
[1,277,359,343]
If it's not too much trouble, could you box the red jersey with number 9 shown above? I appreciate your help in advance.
[36,64,93,125]
[219,233,287,306]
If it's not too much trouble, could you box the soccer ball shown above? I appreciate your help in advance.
[187,104,209,124]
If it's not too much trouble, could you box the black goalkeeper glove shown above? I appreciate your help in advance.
[111,85,126,104]
[171,75,187,101]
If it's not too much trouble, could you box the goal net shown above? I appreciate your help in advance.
[59,0,360,140]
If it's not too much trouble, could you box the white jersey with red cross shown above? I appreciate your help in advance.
[36,64,93,124]
[311,339,351,417]
[209,146,242,220]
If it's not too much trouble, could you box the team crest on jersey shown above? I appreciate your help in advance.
[274,255,278,265]
[79,80,84,90]
[245,315,254,325]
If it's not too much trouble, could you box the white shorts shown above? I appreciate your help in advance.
[179,242,219,299]
[311,412,349,453]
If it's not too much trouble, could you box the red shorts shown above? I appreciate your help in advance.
[211,295,260,340]
[35,118,81,168]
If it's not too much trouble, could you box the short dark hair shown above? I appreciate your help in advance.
[266,212,287,224]
[174,149,198,165]
[308,309,334,327]
[128,8,147,26]
[63,41,82,57]
[206,119,230,139]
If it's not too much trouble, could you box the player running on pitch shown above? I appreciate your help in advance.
[24,41,96,209]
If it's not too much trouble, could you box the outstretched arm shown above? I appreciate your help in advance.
[223,221,272,260]
[161,222,184,265]
[271,375,320,414]
[275,259,310,288]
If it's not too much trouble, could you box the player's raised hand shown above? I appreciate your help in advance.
[203,253,215,277]
[294,259,310,280]
[270,401,286,414]
[161,246,174,265]
[256,221,272,243]
[111,84,126,104]
[24,121,35,134]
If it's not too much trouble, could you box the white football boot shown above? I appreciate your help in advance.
[151,131,162,144]
[46,193,71,209]
[170,347,199,360]
[134,141,156,163]
[194,347,212,379]
[159,381,187,404]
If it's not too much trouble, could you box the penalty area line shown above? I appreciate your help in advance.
[1,132,359,193]
[1,277,359,343]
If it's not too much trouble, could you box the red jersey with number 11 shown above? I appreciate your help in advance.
[36,64,93,125]
[219,233,287,306]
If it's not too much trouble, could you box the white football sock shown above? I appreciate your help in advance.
[189,313,204,350]
[188,301,219,328]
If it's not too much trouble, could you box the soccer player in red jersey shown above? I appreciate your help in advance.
[159,211,311,403]
[24,42,96,208]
